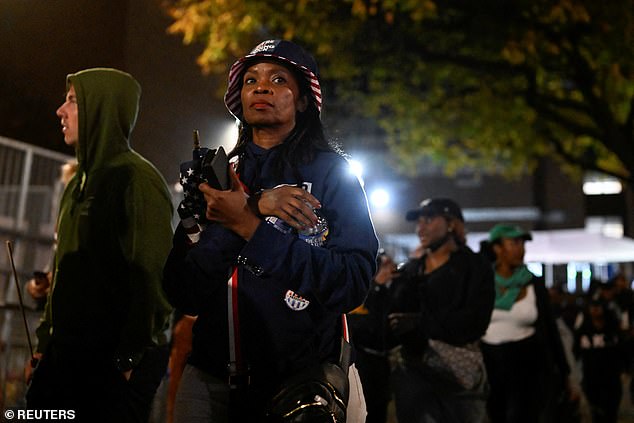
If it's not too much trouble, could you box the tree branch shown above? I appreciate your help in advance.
[542,127,632,184]
[537,105,602,139]
[415,47,527,77]
[626,95,634,140]
[530,93,592,115]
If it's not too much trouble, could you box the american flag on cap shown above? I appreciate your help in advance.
[223,40,322,121]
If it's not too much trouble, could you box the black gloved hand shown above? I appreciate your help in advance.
[177,196,207,228]
[388,312,421,337]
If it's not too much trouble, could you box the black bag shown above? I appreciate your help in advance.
[422,339,485,390]
[266,362,349,423]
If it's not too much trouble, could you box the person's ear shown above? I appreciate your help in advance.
[296,95,308,113]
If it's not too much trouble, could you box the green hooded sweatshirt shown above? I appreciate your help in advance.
[36,68,173,370]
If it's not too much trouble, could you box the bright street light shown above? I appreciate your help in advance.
[369,188,390,209]
[347,158,364,186]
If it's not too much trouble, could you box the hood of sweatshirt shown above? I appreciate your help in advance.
[67,68,140,196]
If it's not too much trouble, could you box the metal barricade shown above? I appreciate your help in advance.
[0,136,73,412]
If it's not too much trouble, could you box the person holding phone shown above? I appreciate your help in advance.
[163,40,378,422]
[388,198,494,423]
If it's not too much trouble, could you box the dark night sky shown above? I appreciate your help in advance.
[0,0,230,182]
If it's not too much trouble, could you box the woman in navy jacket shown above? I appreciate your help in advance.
[163,40,378,422]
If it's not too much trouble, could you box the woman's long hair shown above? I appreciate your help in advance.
[479,239,497,264]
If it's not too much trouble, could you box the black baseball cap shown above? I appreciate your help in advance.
[405,198,464,222]
[224,39,322,121]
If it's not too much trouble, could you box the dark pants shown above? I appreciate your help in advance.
[27,343,169,423]
[583,375,621,423]
[481,336,548,423]
[355,348,391,423]
[391,362,487,423]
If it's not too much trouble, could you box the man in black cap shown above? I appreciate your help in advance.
[404,198,467,250]
[389,197,494,423]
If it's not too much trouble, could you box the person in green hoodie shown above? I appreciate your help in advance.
[26,68,174,423]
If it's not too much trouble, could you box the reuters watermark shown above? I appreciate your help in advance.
[4,409,76,420]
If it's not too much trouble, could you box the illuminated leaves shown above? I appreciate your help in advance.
[164,0,633,182]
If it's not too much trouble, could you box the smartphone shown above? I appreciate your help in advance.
[201,146,230,190]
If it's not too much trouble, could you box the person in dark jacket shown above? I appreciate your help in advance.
[347,250,400,423]
[480,224,571,423]
[388,198,495,423]
[27,68,174,422]
[574,296,627,422]
[163,39,378,422]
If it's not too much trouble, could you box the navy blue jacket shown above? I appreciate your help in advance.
[163,142,378,392]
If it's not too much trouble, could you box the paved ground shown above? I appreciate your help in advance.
[383,374,634,423]
[619,375,634,422]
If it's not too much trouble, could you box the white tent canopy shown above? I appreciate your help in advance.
[467,229,634,264]
[384,229,634,265]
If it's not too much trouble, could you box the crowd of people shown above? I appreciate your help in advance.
[350,218,634,423]
[16,39,634,423]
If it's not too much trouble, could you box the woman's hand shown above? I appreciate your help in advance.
[374,255,398,286]
[24,352,43,384]
[198,167,260,240]
[251,185,321,231]
[388,312,421,336]
[26,272,51,300]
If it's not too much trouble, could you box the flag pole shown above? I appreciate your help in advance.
[5,241,38,367]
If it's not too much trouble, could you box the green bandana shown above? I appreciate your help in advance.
[494,265,533,310]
